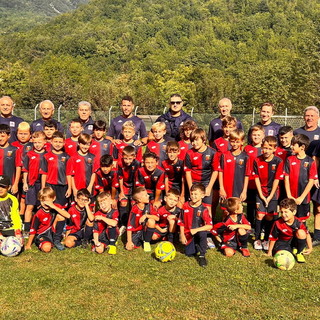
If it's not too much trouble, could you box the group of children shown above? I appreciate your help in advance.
[0,103,316,267]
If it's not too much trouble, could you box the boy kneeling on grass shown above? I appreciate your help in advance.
[212,197,251,257]
[267,198,312,263]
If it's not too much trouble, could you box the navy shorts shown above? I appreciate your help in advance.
[68,229,85,247]
[132,230,144,247]
[296,204,310,221]
[256,196,278,216]
[35,229,54,248]
[46,183,69,208]
[26,183,41,206]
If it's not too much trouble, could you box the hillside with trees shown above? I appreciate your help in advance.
[0,0,320,114]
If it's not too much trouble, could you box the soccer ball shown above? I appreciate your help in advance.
[0,236,22,257]
[273,250,295,271]
[155,241,176,262]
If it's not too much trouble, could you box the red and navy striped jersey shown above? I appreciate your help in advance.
[127,203,158,232]
[161,159,184,192]
[94,168,119,194]
[30,204,62,235]
[67,152,99,190]
[118,159,141,196]
[93,209,119,235]
[89,138,113,160]
[43,151,71,185]
[23,150,46,185]
[275,146,292,162]
[64,138,78,157]
[113,141,143,164]
[244,144,262,188]
[157,206,181,227]
[184,146,218,186]
[284,155,317,204]
[219,151,251,198]
[252,155,284,199]
[269,217,308,242]
[0,145,22,185]
[66,205,88,233]
[178,140,192,160]
[212,137,231,154]
[145,140,168,164]
[212,214,250,242]
[135,167,165,199]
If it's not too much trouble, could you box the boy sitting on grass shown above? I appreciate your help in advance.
[212,197,251,257]
[267,198,312,263]
[178,183,213,267]
[126,186,159,252]
[93,192,119,255]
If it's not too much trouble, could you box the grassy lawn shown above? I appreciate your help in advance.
[0,228,319,320]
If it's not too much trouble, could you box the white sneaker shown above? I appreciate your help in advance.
[254,240,263,250]
[262,240,269,251]
[207,237,216,249]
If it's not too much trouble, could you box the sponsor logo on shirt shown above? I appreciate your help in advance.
[315,135,319,140]
[76,159,81,163]
[88,125,93,131]
[49,157,54,161]
[43,217,48,222]
[92,145,97,148]
[193,157,198,160]
[227,159,232,163]
[9,121,15,127]
[31,156,36,160]
[268,130,274,136]
[259,165,264,169]
[292,162,296,165]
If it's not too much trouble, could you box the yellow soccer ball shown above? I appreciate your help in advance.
[155,241,176,262]
[273,250,295,271]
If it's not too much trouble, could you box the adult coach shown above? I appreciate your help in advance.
[106,96,148,145]
[208,98,243,145]
[66,101,95,138]
[31,100,64,133]
[155,94,193,141]
[0,96,24,142]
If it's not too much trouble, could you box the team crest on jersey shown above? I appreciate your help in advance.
[271,164,276,171]
[197,210,201,217]
[176,166,181,171]
[304,162,309,168]
[61,157,66,162]
[239,159,244,166]
[153,176,158,181]
[26,146,31,151]
[87,158,92,164]
[7,151,12,157]
[88,125,93,131]
[162,145,166,150]
[103,144,108,149]
[205,155,210,161]
[315,135,319,140]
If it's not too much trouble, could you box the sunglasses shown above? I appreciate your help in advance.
[170,101,182,105]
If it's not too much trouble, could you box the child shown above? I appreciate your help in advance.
[94,154,119,208]
[275,126,293,161]
[43,120,58,151]
[22,131,47,236]
[268,198,312,263]
[89,120,113,160]
[211,116,236,152]
[93,192,119,254]
[118,146,141,229]
[178,183,213,267]
[145,121,170,164]
[252,136,284,251]
[152,188,181,243]
[0,124,22,195]
[0,175,22,243]
[284,134,317,221]
[64,119,83,157]
[219,129,250,203]
[178,120,197,160]
[212,197,251,257]
[161,141,184,203]
[126,186,159,252]
[113,121,143,165]
[64,188,94,248]
[42,131,72,208]
[135,152,165,209]
[184,128,218,213]
[67,133,98,197]
[25,187,69,252]
[244,124,265,224]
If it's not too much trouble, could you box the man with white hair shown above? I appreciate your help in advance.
[30,100,63,133]
[0,96,24,142]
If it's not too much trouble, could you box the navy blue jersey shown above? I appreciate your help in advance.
[0,115,24,142]
[294,126,320,156]
[31,118,64,133]
[248,121,281,144]
[66,117,94,138]
[43,151,70,185]
[0,144,22,185]
[208,117,243,142]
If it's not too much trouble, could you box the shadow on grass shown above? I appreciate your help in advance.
[264,257,276,268]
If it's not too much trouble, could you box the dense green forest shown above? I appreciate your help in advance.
[0,0,320,114]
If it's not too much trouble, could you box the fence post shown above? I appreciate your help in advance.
[34,104,38,120]
[134,106,139,116]
[191,107,194,117]
[285,108,288,125]
[252,107,255,125]
[163,107,167,114]
[57,104,62,122]
[108,106,114,126]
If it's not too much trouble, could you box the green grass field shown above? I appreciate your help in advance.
[0,230,319,320]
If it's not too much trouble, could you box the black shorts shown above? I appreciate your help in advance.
[68,229,85,247]
[296,204,310,221]
[46,184,69,208]
[26,182,41,206]
[221,239,238,251]
[34,229,54,249]
[273,240,293,255]
[256,196,278,216]
[132,230,144,247]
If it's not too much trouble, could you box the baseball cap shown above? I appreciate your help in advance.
[0,175,10,187]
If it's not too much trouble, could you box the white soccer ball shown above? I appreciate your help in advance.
[0,236,22,257]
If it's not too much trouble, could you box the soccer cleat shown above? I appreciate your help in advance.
[292,248,298,255]
[262,240,269,251]
[207,237,216,249]
[312,239,320,247]
[254,240,263,250]
[22,231,29,239]
[81,239,89,249]
[240,248,250,257]
[296,253,306,263]
[198,255,207,267]
[54,241,65,251]
[143,241,151,252]
[108,245,117,255]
